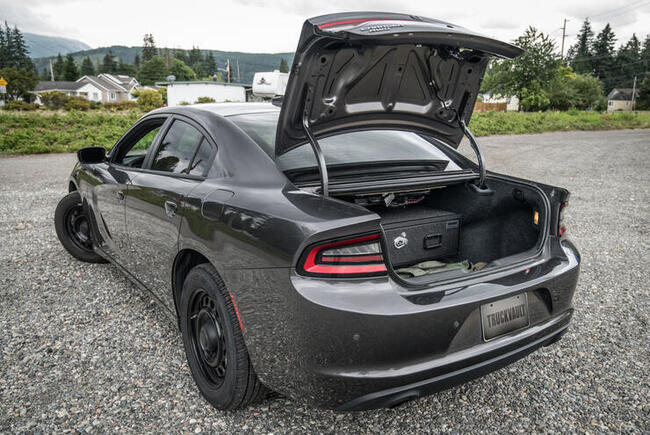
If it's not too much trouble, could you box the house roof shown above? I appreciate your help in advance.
[77,74,137,93]
[35,81,85,92]
[607,88,638,101]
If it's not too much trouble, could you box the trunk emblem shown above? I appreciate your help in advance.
[393,232,408,249]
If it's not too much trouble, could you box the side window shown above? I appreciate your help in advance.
[113,119,166,168]
[151,120,207,174]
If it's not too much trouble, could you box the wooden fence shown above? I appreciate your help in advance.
[474,102,508,112]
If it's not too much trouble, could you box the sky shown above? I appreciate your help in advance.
[0,0,649,54]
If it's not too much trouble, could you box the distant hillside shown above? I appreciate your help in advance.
[25,33,91,58]
[34,46,295,84]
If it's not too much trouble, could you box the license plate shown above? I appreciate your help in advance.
[481,293,529,340]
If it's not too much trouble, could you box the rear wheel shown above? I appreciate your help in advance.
[54,191,106,263]
[180,264,269,410]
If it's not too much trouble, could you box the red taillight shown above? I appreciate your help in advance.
[299,234,387,277]
[558,201,568,237]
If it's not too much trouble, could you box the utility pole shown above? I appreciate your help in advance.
[560,18,568,60]
[226,59,231,83]
[49,59,55,81]
[631,75,637,112]
[237,59,240,83]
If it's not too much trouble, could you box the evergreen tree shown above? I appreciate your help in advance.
[142,34,157,61]
[640,35,650,71]
[80,57,95,76]
[53,53,65,80]
[568,19,594,74]
[134,53,141,68]
[615,34,643,88]
[0,21,34,70]
[592,24,617,92]
[63,53,78,80]
[0,23,7,69]
[203,52,217,77]
[279,58,289,73]
[188,47,202,66]
[10,24,33,70]
[101,50,118,73]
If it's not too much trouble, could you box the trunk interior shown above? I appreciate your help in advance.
[340,178,547,283]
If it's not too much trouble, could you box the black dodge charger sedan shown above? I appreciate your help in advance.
[54,12,580,411]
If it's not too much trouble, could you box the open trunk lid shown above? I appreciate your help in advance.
[275,12,523,155]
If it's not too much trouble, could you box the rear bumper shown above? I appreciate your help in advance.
[337,310,571,411]
[233,240,580,410]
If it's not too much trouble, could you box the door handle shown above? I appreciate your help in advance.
[164,201,177,218]
[116,190,125,201]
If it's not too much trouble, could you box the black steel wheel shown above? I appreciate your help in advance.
[179,263,270,410]
[54,191,106,263]
[189,289,228,388]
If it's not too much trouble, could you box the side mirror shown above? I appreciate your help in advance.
[77,146,106,164]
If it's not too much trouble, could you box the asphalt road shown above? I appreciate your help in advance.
[1,129,648,433]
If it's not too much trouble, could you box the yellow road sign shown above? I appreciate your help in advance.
[0,77,7,86]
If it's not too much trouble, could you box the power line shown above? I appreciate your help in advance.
[588,0,650,21]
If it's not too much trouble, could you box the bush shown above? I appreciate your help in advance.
[104,100,138,111]
[89,101,103,110]
[64,97,90,111]
[178,101,190,106]
[195,96,216,104]
[39,91,69,109]
[3,101,39,111]
[136,89,164,112]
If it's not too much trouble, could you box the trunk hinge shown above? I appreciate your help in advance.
[458,119,487,190]
[302,101,329,197]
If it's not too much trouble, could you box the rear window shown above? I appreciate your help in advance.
[228,112,460,173]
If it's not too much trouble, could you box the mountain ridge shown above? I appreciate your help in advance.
[24,32,91,58]
[32,46,295,84]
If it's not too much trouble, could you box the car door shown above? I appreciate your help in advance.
[124,116,216,310]
[91,115,169,264]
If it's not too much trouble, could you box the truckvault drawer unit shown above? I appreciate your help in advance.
[381,209,461,267]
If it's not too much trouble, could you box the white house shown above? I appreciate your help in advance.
[159,81,247,106]
[607,88,638,112]
[34,74,141,104]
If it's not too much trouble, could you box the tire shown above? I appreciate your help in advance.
[54,191,107,263]
[179,263,269,410]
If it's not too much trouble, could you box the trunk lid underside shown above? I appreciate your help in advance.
[275,12,524,155]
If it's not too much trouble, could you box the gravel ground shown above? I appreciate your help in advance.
[1,129,648,433]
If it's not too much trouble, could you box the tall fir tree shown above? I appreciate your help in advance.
[615,34,643,88]
[142,34,157,61]
[53,53,65,80]
[279,58,289,73]
[63,53,78,80]
[640,35,650,73]
[0,23,7,69]
[568,18,594,74]
[0,21,34,70]
[203,52,217,77]
[591,24,617,92]
[101,50,118,73]
[134,53,141,68]
[80,57,95,76]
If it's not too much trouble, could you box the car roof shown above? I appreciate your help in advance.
[150,102,279,118]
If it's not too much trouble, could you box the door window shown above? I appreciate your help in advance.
[151,120,207,174]
[113,118,166,168]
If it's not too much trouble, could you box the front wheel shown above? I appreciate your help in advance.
[54,191,106,263]
[180,264,269,410]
